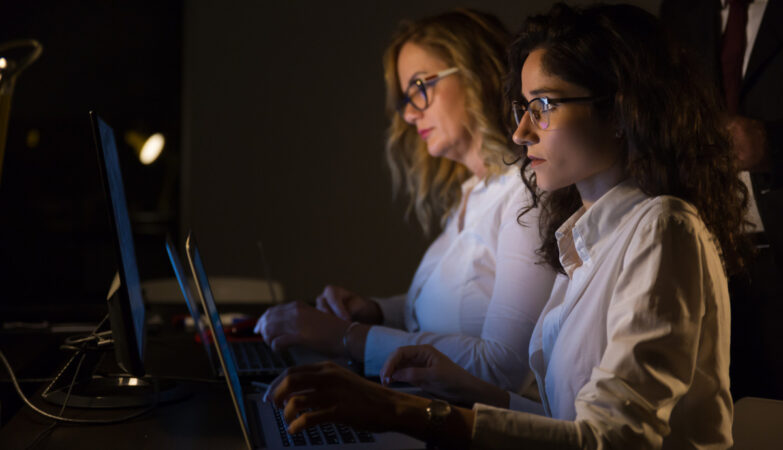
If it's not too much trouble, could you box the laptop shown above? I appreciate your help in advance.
[165,235,290,377]
[185,232,425,449]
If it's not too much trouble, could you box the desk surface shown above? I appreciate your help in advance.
[0,382,248,449]
[0,309,262,450]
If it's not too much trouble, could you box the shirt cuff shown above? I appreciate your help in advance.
[471,403,582,449]
[363,325,413,376]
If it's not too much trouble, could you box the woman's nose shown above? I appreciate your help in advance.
[512,111,538,147]
[402,102,423,124]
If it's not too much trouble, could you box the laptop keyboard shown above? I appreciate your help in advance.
[273,407,375,446]
[231,341,287,372]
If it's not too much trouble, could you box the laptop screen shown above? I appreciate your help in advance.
[185,236,251,438]
[164,236,214,365]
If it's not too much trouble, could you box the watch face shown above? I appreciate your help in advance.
[429,400,450,416]
[426,399,452,425]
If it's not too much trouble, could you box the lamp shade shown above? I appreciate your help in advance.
[125,130,165,165]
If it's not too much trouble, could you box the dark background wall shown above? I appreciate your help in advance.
[0,0,658,312]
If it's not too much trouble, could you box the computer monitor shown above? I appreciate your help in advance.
[41,112,192,408]
[91,110,146,375]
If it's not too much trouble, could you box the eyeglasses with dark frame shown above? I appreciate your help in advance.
[396,67,460,115]
[512,95,608,130]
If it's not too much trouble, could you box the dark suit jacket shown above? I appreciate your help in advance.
[661,0,783,400]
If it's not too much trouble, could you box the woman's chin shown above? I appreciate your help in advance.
[535,175,566,193]
[425,144,446,159]
[426,142,459,162]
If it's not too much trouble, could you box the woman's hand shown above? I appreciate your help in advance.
[315,285,382,324]
[380,345,510,408]
[264,361,428,434]
[254,301,349,356]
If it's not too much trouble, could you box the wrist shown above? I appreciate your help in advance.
[345,322,370,362]
[390,392,473,449]
[390,392,430,437]
[341,321,360,357]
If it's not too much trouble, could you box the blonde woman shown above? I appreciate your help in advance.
[256,9,555,395]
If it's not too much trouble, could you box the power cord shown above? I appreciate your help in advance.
[24,352,87,449]
[0,377,54,384]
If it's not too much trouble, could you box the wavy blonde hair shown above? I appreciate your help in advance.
[383,9,512,235]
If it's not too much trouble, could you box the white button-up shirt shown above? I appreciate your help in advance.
[364,167,556,391]
[472,180,732,449]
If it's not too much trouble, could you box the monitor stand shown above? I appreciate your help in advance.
[41,286,190,409]
[41,347,190,408]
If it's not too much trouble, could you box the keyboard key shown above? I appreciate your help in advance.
[336,424,357,443]
[319,423,339,445]
[291,431,307,446]
[306,426,324,445]
[356,430,375,443]
[273,407,292,446]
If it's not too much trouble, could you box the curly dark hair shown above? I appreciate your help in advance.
[508,3,750,275]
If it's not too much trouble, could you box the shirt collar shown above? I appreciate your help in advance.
[555,179,648,278]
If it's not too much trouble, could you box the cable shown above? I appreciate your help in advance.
[143,374,224,384]
[24,352,87,449]
[0,377,54,383]
[91,314,110,333]
[62,330,112,346]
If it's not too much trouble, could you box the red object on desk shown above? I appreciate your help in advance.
[193,318,263,343]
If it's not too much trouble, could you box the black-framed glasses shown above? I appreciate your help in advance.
[512,95,608,130]
[397,67,459,114]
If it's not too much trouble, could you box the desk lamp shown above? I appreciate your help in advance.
[0,39,42,185]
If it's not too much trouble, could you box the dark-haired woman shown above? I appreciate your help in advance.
[263,4,748,448]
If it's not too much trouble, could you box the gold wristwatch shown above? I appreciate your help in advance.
[425,398,452,446]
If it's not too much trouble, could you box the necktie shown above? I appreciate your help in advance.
[721,0,751,113]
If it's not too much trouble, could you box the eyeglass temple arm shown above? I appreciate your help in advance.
[550,94,611,104]
[423,67,460,82]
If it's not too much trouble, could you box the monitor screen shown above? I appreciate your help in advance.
[91,111,146,375]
